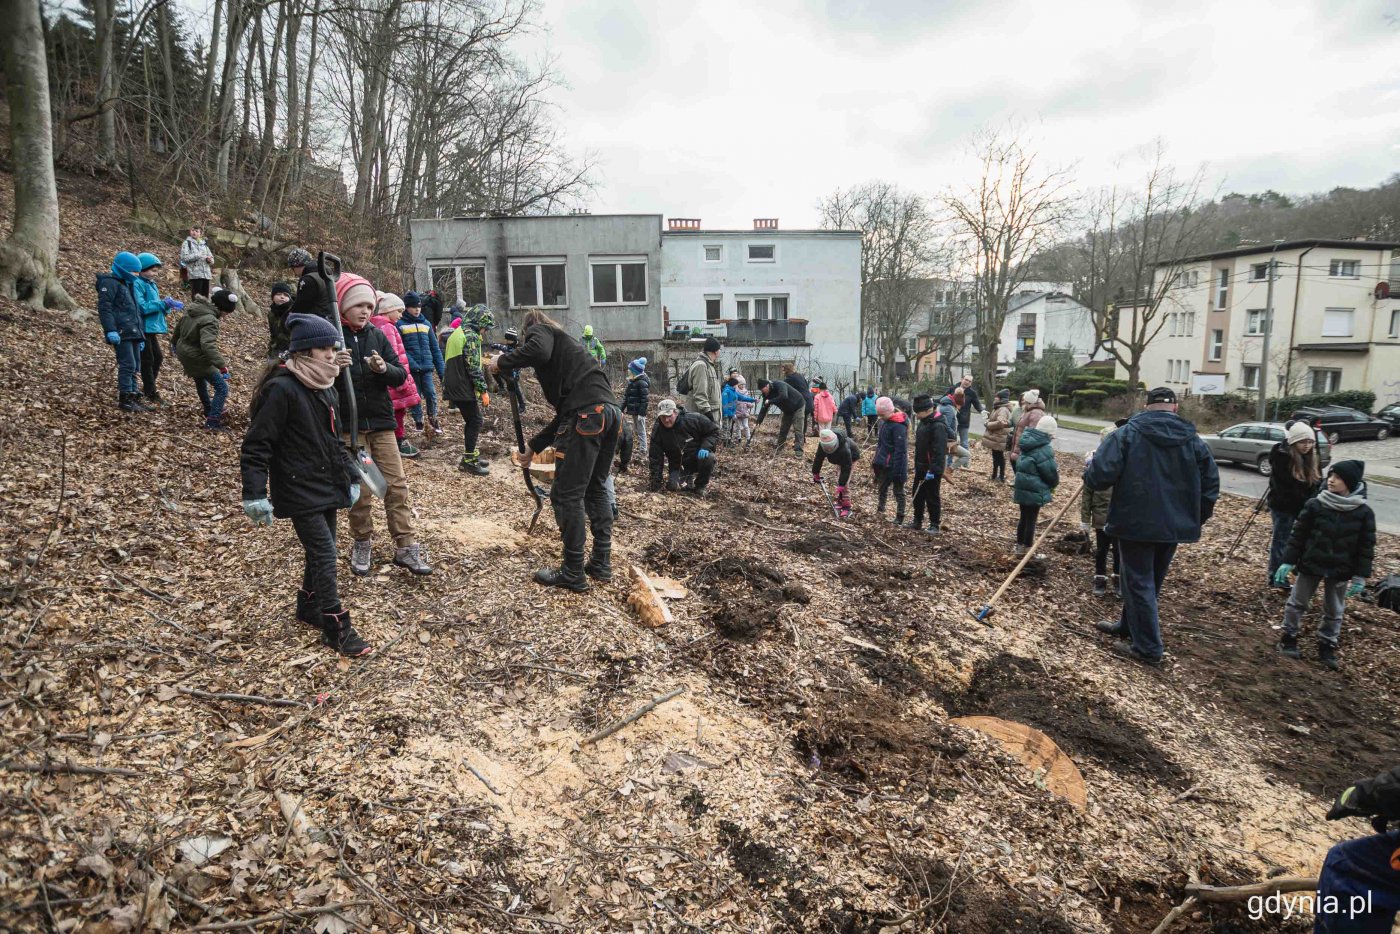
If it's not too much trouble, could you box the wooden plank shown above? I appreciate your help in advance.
[952,716,1087,809]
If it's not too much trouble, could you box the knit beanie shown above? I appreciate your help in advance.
[211,289,239,314]
[1285,421,1314,446]
[335,272,376,314]
[1022,389,1040,405]
[375,291,405,315]
[403,291,421,308]
[703,336,721,353]
[996,388,1011,401]
[504,326,519,343]
[1331,459,1364,493]
[875,396,895,418]
[286,247,314,269]
[629,358,647,376]
[819,429,839,453]
[1037,414,1059,438]
[271,281,293,300]
[912,393,934,414]
[287,313,342,352]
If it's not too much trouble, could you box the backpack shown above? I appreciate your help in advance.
[676,360,701,396]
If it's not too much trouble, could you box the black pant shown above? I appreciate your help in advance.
[291,508,339,616]
[841,414,854,438]
[188,278,210,298]
[912,473,942,527]
[458,397,483,456]
[877,472,905,519]
[1094,530,1120,577]
[140,334,164,398]
[774,410,803,453]
[864,414,877,439]
[1016,503,1041,547]
[990,450,1006,480]
[551,403,620,575]
[682,442,715,493]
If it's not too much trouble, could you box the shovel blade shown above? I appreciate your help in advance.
[354,448,390,500]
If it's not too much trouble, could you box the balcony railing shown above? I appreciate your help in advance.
[663,319,808,345]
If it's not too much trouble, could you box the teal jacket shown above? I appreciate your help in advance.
[134,276,169,334]
[1012,428,1059,506]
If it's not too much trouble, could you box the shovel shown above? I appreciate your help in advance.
[505,369,545,534]
[970,481,1084,625]
[320,251,389,500]
[817,477,841,520]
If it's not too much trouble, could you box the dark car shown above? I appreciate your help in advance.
[1290,406,1391,445]
[1201,422,1331,476]
[1377,402,1400,430]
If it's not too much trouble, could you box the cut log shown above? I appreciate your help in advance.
[649,576,689,600]
[511,447,557,483]
[951,716,1087,809]
[628,565,673,629]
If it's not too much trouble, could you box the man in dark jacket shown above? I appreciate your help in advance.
[490,309,620,591]
[1084,387,1219,665]
[1315,763,1400,931]
[909,393,951,534]
[837,392,861,438]
[649,399,719,495]
[781,365,813,437]
[812,427,859,517]
[756,378,806,454]
[945,375,984,469]
[287,247,336,324]
[420,289,444,331]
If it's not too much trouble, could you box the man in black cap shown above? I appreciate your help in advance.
[1083,386,1219,666]
[755,378,806,454]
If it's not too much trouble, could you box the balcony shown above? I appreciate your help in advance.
[664,319,808,345]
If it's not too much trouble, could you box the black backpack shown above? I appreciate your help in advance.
[675,360,698,396]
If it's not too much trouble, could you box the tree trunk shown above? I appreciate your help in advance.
[0,0,76,311]
[283,0,300,152]
[202,0,224,118]
[156,3,180,148]
[92,0,117,165]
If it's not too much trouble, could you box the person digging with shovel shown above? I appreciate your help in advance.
[812,427,859,518]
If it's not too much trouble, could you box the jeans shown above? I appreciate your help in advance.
[1284,573,1347,646]
[290,508,339,616]
[949,424,971,469]
[114,339,141,394]
[1314,831,1400,933]
[409,371,438,421]
[345,430,415,547]
[912,473,942,528]
[193,371,228,419]
[140,334,164,397]
[632,414,649,455]
[1268,509,1297,585]
[1016,503,1041,547]
[550,403,620,576]
[877,472,905,520]
[1116,540,1178,659]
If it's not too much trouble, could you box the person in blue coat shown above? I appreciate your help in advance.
[397,293,446,436]
[134,252,181,406]
[860,387,879,440]
[1083,386,1219,666]
[1012,415,1060,553]
[97,251,151,413]
[871,396,909,524]
[1315,763,1400,933]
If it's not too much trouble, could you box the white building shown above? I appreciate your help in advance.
[998,289,1098,367]
[660,218,863,386]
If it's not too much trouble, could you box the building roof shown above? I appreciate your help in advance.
[662,229,862,238]
[1162,238,1400,266]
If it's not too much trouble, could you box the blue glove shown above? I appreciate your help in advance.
[243,498,274,526]
[1347,577,1365,598]
[349,483,361,506]
[1273,563,1294,586]
[164,297,184,310]
[696,448,711,460]
[105,331,121,345]
[138,341,145,352]
[925,471,936,480]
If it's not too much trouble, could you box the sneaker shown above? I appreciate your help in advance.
[1093,575,1108,597]
[534,566,588,593]
[398,439,420,458]
[1013,544,1028,556]
[350,539,372,577]
[392,544,433,576]
[203,417,230,432]
[1095,620,1127,638]
[144,392,166,408]
[925,525,941,536]
[1317,642,1340,671]
[413,420,425,432]
[1277,633,1301,659]
[1110,641,1162,667]
[893,515,905,527]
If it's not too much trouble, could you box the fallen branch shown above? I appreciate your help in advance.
[97,558,176,604]
[464,761,501,795]
[1185,876,1317,903]
[191,901,369,931]
[1149,895,1197,934]
[179,687,309,709]
[582,687,686,746]
[1,759,140,778]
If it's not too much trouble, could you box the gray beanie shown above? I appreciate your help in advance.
[287,313,342,352]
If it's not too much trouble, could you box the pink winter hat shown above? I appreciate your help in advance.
[375,290,405,315]
[334,272,376,314]
[875,396,895,418]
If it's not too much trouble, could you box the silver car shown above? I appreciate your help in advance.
[1200,421,1331,476]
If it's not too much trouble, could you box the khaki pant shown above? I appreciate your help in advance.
[344,430,416,547]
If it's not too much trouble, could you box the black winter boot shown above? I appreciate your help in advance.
[321,607,372,657]
[585,535,613,582]
[1317,642,1340,671]
[534,566,589,592]
[295,589,318,628]
[1277,633,1301,659]
[118,393,139,412]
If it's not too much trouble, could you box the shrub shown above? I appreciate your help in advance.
[1272,390,1376,414]
[1072,388,1107,414]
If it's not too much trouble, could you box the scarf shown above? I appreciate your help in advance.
[285,355,339,390]
[1318,484,1366,512]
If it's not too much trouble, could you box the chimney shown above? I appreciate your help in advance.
[753,218,778,230]
[669,218,701,231]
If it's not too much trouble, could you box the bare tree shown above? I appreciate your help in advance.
[943,128,1075,393]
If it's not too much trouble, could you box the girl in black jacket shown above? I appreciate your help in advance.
[909,394,950,534]
[1266,421,1323,588]
[240,314,370,657]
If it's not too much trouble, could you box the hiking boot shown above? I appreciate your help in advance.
[129,393,154,412]
[321,607,372,657]
[584,559,612,583]
[349,539,372,576]
[1095,620,1127,638]
[203,415,229,432]
[1277,633,1301,659]
[1093,575,1108,597]
[893,513,905,526]
[904,519,922,531]
[144,392,166,408]
[458,454,489,476]
[1317,642,1340,671]
[393,544,433,576]
[398,439,420,458]
[117,392,139,412]
[295,589,318,628]
[1110,641,1162,667]
[534,566,588,593]
[925,525,941,536]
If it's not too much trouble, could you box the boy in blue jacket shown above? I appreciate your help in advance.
[134,252,182,407]
[98,251,151,413]
[861,388,879,440]
[397,292,446,438]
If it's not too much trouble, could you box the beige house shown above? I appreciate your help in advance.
[1117,239,1400,407]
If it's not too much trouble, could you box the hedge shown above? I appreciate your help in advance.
[1072,388,1108,414]
[1272,390,1376,414]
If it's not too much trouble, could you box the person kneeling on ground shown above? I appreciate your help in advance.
[1273,459,1375,671]
[1315,763,1400,931]
[909,393,950,535]
[812,427,859,517]
[649,399,719,496]
[240,314,371,656]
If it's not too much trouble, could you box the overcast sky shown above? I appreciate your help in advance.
[519,0,1400,227]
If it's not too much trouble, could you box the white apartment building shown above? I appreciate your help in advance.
[997,288,1097,367]
[1119,239,1400,406]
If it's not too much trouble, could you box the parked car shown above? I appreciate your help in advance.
[1201,422,1331,476]
[1376,402,1400,431]
[1289,406,1391,445]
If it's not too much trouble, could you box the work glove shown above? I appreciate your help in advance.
[1347,577,1365,598]
[812,473,822,484]
[349,483,361,506]
[138,340,145,352]
[1273,563,1294,587]
[105,331,121,345]
[1326,786,1366,821]
[480,391,490,408]
[925,472,936,481]
[163,297,184,310]
[696,448,711,460]
[243,498,274,526]
[220,368,230,382]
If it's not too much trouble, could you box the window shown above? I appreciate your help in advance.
[429,263,487,307]
[590,256,647,305]
[704,295,722,322]
[1186,312,1195,335]
[1246,309,1268,335]
[1168,314,1177,337]
[1329,259,1360,278]
[771,296,789,320]
[1310,368,1342,393]
[1220,426,1246,439]
[747,244,776,263]
[1321,307,1354,337]
[1209,329,1223,361]
[753,297,770,320]
[1020,313,1036,326]
[959,291,970,303]
[1242,364,1260,390]
[509,259,567,308]
[1390,308,1400,338]
[1215,268,1229,309]
[1168,359,1191,383]
[905,337,918,356]
[735,299,749,320]
[1250,263,1271,282]
[1188,270,1199,287]
[703,245,722,263]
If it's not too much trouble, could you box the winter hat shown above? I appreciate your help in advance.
[1285,421,1314,446]
[211,288,239,314]
[819,429,839,453]
[628,358,647,376]
[875,396,895,418]
[1146,386,1178,405]
[657,399,678,417]
[137,252,162,271]
[1330,460,1365,493]
[1021,389,1040,405]
[504,326,519,343]
[1037,415,1059,439]
[335,272,376,314]
[403,291,421,308]
[757,379,771,391]
[287,313,341,352]
[812,377,826,390]
[583,324,594,338]
[996,388,1011,401]
[735,375,747,389]
[270,281,293,301]
[912,393,935,414]
[112,251,142,277]
[448,316,462,330]
[703,336,722,353]
[375,291,405,315]
[286,247,314,269]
